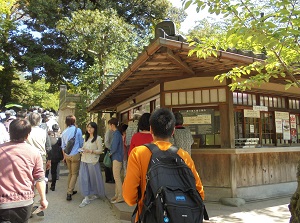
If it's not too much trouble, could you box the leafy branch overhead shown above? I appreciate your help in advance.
[184,0,300,90]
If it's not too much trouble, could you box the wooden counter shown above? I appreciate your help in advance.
[191,147,300,201]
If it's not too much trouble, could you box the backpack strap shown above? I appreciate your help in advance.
[144,143,179,154]
[73,127,77,139]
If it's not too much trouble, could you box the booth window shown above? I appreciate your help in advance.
[261,112,275,145]
[234,110,259,140]
[289,99,300,110]
[233,92,256,105]
[165,88,226,106]
[260,95,286,108]
[174,108,221,148]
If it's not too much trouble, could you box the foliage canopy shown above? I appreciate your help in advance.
[184,0,300,90]
[0,0,186,109]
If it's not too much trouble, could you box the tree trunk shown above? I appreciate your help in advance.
[0,68,13,107]
[289,160,300,223]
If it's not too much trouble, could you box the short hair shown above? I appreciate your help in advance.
[10,119,31,142]
[149,108,175,139]
[65,115,76,126]
[52,124,59,132]
[108,117,119,127]
[138,113,151,131]
[120,123,128,134]
[174,112,184,126]
[28,112,41,126]
[16,111,27,119]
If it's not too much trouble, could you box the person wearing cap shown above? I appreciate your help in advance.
[4,110,16,132]
[0,122,9,144]
[46,112,59,132]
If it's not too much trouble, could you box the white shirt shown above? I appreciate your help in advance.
[26,126,47,159]
[81,136,103,164]
[0,123,9,144]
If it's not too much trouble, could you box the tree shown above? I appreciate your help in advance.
[57,9,142,98]
[0,0,185,107]
[184,0,300,90]
[11,76,59,110]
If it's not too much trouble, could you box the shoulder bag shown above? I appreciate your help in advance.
[64,127,77,155]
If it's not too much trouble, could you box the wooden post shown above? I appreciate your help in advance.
[160,83,165,107]
[226,80,235,148]
[230,154,237,198]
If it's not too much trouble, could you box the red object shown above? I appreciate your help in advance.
[128,132,153,156]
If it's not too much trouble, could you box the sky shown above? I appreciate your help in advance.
[169,0,220,34]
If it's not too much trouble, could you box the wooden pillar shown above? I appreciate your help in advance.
[160,83,165,107]
[226,80,235,148]
[230,154,237,198]
[219,83,235,148]
[226,79,237,198]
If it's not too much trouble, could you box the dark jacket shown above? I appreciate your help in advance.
[47,137,63,162]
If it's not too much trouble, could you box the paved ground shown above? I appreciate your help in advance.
[29,166,292,223]
[29,174,120,223]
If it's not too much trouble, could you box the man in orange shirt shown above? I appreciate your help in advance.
[123,108,204,222]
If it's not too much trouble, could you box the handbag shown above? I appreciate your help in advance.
[103,152,112,168]
[64,127,77,155]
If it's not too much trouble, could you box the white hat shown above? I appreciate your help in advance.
[133,110,142,117]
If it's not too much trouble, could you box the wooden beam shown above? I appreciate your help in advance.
[166,49,195,75]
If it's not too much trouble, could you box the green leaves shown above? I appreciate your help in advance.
[185,0,300,89]
[12,77,59,110]
[56,9,143,104]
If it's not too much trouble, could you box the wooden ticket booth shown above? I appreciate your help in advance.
[88,36,300,202]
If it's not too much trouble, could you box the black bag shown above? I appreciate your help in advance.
[133,143,208,223]
[64,128,77,155]
[48,137,63,162]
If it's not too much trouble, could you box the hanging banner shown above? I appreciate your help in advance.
[282,119,291,140]
[290,114,296,129]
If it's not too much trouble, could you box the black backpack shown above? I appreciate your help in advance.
[133,143,208,223]
[48,137,63,162]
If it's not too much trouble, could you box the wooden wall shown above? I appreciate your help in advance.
[236,152,298,187]
[193,151,299,189]
[194,153,231,187]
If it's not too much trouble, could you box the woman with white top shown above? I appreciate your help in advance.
[78,122,105,207]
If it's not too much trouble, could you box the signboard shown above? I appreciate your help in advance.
[184,115,211,125]
[275,111,289,120]
[253,105,268,111]
[244,109,260,118]
[250,124,255,133]
[180,109,216,135]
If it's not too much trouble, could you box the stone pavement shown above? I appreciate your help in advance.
[30,164,292,223]
[29,173,120,223]
[106,180,292,223]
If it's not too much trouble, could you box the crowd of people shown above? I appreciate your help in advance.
[0,107,59,222]
[0,107,204,223]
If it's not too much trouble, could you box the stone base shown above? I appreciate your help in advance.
[220,197,246,207]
